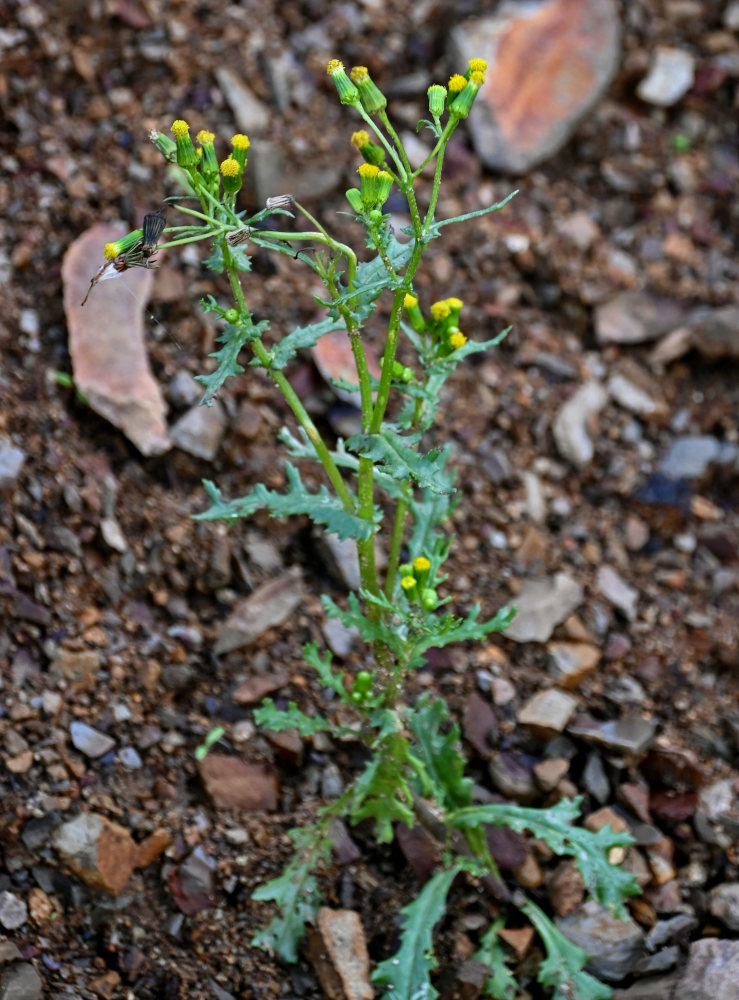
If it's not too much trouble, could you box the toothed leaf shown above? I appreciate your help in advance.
[346,428,454,494]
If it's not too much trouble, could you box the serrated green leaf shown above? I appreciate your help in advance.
[372,865,462,1000]
[346,429,454,494]
[407,696,472,813]
[195,317,270,403]
[521,899,613,1000]
[194,463,375,542]
[349,730,415,842]
[450,798,639,916]
[474,920,517,1000]
[204,243,225,273]
[303,641,345,697]
[229,243,251,272]
[251,827,330,962]
[322,593,408,657]
[255,699,334,737]
[260,316,338,370]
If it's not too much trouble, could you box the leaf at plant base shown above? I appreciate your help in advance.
[372,865,462,1000]
[520,898,613,1000]
[349,731,416,843]
[251,828,330,963]
[261,316,338,370]
[196,317,270,403]
[195,463,376,542]
[346,428,454,494]
[407,696,472,813]
[450,798,640,916]
[474,920,517,1000]
[255,699,334,737]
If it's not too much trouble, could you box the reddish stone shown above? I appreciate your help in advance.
[198,754,278,810]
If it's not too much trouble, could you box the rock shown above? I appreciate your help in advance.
[322,618,358,658]
[552,380,607,467]
[504,572,584,642]
[0,892,27,931]
[637,47,695,107]
[517,688,578,737]
[49,647,101,688]
[179,845,216,901]
[522,470,546,524]
[684,304,739,361]
[62,224,170,456]
[676,939,739,1000]
[546,641,600,688]
[53,812,139,895]
[582,751,611,804]
[646,913,698,951]
[214,67,270,134]
[214,567,304,655]
[69,721,116,759]
[632,946,680,976]
[319,533,362,591]
[556,900,645,982]
[658,436,728,480]
[168,369,202,408]
[709,883,739,931]
[549,860,586,916]
[312,327,382,405]
[607,373,665,419]
[169,399,226,460]
[232,668,290,705]
[100,516,128,553]
[0,962,43,1000]
[595,292,688,346]
[568,716,657,755]
[315,908,373,1000]
[613,975,681,1000]
[463,691,498,759]
[533,757,570,793]
[0,441,25,490]
[596,565,639,620]
[488,751,538,801]
[198,754,278,810]
[449,0,621,173]
[118,746,142,769]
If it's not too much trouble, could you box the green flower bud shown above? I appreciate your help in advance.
[421,588,438,610]
[351,130,385,167]
[224,308,239,323]
[103,228,144,261]
[327,59,360,105]
[231,133,250,169]
[402,293,426,334]
[149,129,177,162]
[449,71,485,120]
[345,188,364,213]
[220,155,243,195]
[350,66,387,114]
[170,119,198,168]
[357,163,380,210]
[196,130,219,181]
[427,84,447,118]
[412,556,431,591]
[401,575,418,602]
[398,563,414,579]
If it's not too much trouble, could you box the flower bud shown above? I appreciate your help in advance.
[231,133,250,169]
[197,130,219,181]
[149,129,177,162]
[449,71,485,120]
[421,588,439,610]
[350,65,387,114]
[170,119,198,168]
[445,297,463,327]
[327,59,360,105]
[448,330,468,351]
[345,188,364,213]
[467,58,488,77]
[427,84,447,118]
[357,162,380,209]
[103,228,144,261]
[447,74,467,103]
[398,563,414,579]
[400,575,418,602]
[403,293,426,334]
[429,299,452,337]
[412,556,431,590]
[351,129,385,166]
[220,155,243,195]
[375,169,393,207]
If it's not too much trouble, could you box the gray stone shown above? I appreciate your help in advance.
[169,399,226,461]
[613,974,680,1000]
[659,436,724,480]
[596,565,639,620]
[709,883,739,932]
[321,618,359,659]
[214,566,304,655]
[646,913,698,951]
[180,846,215,898]
[118,746,142,769]
[607,373,663,417]
[632,946,680,976]
[488,751,538,801]
[0,442,25,490]
[556,900,645,982]
[677,938,739,1000]
[504,573,584,643]
[214,67,269,134]
[637,47,695,107]
[568,716,657,755]
[169,370,201,408]
[595,292,688,346]
[69,721,115,759]
[553,380,608,467]
[0,962,43,1000]
[0,892,27,930]
[583,751,611,804]
[517,688,578,735]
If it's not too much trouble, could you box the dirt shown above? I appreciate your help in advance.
[1,1,738,998]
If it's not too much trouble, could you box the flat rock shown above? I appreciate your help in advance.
[198,754,278,810]
[552,381,608,467]
[556,899,645,982]
[596,565,639,620]
[0,962,43,1000]
[595,291,688,346]
[0,441,25,490]
[0,892,27,931]
[315,908,373,1000]
[312,327,382,405]
[676,938,739,1000]
[62,224,170,456]
[450,0,620,173]
[709,883,739,931]
[214,66,270,134]
[232,668,290,705]
[214,567,304,655]
[546,641,600,688]
[517,688,578,736]
[169,399,226,460]
[568,715,657,755]
[53,812,139,895]
[504,573,584,642]
[69,720,116,759]
[658,436,729,480]
[637,46,695,107]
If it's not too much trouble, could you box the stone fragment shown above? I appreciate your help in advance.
[0,962,43,1000]
[556,900,645,982]
[645,913,698,952]
[62,224,170,456]
[517,688,578,737]
[583,751,610,804]
[53,813,139,895]
[676,938,739,1000]
[552,381,607,467]
[684,304,739,361]
[498,925,535,960]
[548,860,586,916]
[488,751,538,801]
[449,0,621,173]
[546,641,600,688]
[568,716,657,755]
[659,436,728,480]
[596,565,639,620]
[214,567,303,655]
[312,327,382,405]
[316,908,373,1000]
[607,373,665,419]
[169,399,226,461]
[0,892,27,931]
[463,691,498,759]
[533,757,570,792]
[214,67,270,133]
[69,721,115,759]
[198,754,278,811]
[232,668,290,705]
[612,974,681,1000]
[709,883,739,931]
[637,46,695,106]
[595,292,688,346]
[504,573,583,643]
[50,648,101,687]
[0,442,25,490]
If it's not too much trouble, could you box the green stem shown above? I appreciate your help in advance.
[384,493,410,600]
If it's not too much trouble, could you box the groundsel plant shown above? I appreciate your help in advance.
[88,59,639,1000]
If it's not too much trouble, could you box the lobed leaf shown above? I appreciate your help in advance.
[259,315,338,370]
[349,729,415,842]
[474,920,517,1000]
[196,317,269,403]
[346,428,454,494]
[255,699,334,737]
[406,696,472,813]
